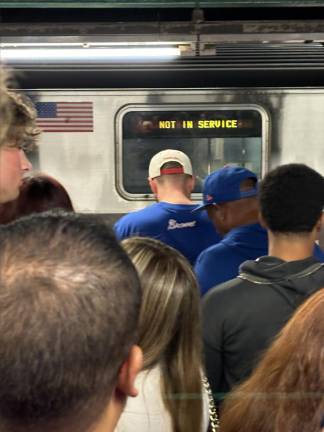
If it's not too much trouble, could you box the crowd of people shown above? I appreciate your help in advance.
[0,66,323,432]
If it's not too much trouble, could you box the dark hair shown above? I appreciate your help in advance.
[0,174,74,224]
[0,212,141,432]
[220,288,324,432]
[259,163,324,233]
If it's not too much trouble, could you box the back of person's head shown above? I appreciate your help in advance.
[0,72,39,150]
[195,166,259,233]
[121,237,203,432]
[221,288,324,432]
[0,174,74,224]
[0,212,142,432]
[155,160,192,187]
[198,166,258,209]
[148,149,194,193]
[259,163,324,234]
[148,149,193,180]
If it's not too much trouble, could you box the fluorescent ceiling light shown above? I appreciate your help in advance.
[1,42,181,47]
[0,47,181,63]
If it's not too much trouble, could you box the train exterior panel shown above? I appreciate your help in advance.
[29,88,324,219]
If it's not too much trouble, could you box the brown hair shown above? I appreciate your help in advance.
[0,174,74,224]
[122,237,203,432]
[0,212,141,432]
[6,91,40,150]
[155,161,192,186]
[221,288,324,432]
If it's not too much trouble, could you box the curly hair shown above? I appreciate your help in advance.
[5,91,41,151]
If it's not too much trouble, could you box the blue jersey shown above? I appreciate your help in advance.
[314,243,324,261]
[114,202,221,265]
[195,223,324,296]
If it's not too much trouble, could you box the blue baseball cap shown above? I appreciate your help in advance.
[195,166,258,211]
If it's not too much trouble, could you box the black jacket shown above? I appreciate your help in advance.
[202,256,324,402]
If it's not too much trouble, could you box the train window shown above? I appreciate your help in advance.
[118,106,268,199]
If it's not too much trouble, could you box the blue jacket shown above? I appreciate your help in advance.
[195,223,268,295]
[195,223,324,296]
[114,202,221,265]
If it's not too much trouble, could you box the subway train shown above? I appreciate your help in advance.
[3,41,324,238]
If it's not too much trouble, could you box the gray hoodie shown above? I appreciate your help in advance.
[202,256,324,402]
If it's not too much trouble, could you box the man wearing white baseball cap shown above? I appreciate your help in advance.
[114,149,220,265]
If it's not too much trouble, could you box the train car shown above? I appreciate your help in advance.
[2,39,324,241]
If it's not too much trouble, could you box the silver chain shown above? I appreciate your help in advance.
[202,376,220,432]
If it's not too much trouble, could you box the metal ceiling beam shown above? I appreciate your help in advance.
[1,1,324,8]
[1,20,324,43]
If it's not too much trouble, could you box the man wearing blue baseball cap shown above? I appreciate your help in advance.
[194,165,268,296]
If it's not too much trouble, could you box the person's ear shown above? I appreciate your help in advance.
[148,178,158,195]
[258,211,267,229]
[206,203,222,221]
[218,203,227,221]
[189,175,195,192]
[116,345,143,398]
[315,213,324,233]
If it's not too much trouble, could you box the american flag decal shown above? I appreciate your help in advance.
[35,102,93,132]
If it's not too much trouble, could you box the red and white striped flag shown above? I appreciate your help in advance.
[36,102,93,132]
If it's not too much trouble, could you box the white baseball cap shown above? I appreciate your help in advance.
[148,149,193,179]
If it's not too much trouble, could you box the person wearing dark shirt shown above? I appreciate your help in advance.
[202,163,324,403]
[195,165,324,295]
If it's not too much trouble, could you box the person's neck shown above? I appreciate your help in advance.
[231,200,260,228]
[240,208,260,227]
[268,231,315,262]
[157,190,192,205]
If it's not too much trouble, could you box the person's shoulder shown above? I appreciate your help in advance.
[201,278,247,328]
[114,204,161,239]
[202,276,248,306]
[196,239,232,264]
[115,203,160,225]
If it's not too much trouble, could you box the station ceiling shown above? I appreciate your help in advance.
[1,0,324,7]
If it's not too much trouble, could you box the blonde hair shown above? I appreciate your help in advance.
[122,237,203,432]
